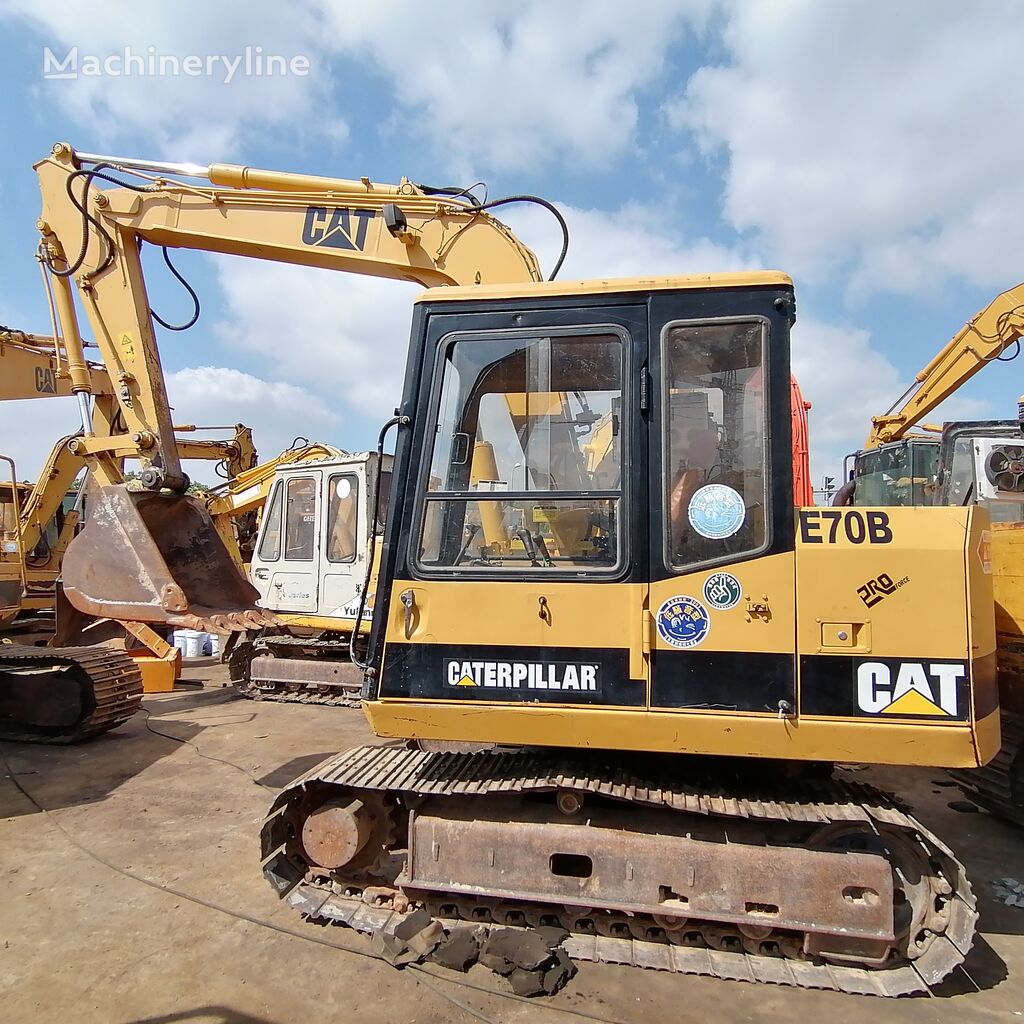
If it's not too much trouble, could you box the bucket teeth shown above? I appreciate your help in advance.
[167,610,279,634]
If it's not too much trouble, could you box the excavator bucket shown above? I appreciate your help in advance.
[61,484,276,632]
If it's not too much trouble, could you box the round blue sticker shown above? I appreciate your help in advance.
[655,595,710,649]
[688,484,745,540]
[703,571,742,611]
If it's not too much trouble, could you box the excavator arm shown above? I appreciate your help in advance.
[866,283,1024,448]
[33,142,545,628]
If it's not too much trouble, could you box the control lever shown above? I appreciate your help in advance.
[516,529,541,567]
[455,522,480,565]
[532,533,555,567]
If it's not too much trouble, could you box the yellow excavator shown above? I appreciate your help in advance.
[33,142,998,995]
[0,421,261,739]
[842,283,1024,825]
[0,321,373,708]
[0,324,264,737]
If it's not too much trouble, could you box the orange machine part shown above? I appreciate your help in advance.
[791,375,813,507]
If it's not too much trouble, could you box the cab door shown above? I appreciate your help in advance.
[646,313,798,716]
[251,472,321,613]
[377,303,650,711]
[318,465,369,619]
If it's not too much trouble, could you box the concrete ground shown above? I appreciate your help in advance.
[1,660,1022,1024]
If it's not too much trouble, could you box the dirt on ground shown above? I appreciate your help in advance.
[1,659,1022,1023]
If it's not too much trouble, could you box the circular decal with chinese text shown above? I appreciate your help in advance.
[688,483,745,540]
[703,571,742,611]
[655,595,711,649]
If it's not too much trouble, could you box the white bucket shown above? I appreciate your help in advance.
[207,633,221,656]
[171,630,188,654]
[183,629,204,658]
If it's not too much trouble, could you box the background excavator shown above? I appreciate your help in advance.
[0,323,263,738]
[31,142,994,995]
[841,284,1024,825]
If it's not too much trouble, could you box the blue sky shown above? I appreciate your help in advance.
[0,1,1019,487]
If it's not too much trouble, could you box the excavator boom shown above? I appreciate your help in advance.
[34,142,544,629]
[866,282,1024,447]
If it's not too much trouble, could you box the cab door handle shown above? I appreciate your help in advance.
[254,568,269,581]
[400,589,416,637]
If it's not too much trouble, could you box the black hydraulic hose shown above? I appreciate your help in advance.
[474,194,569,281]
[350,414,408,673]
[150,247,201,331]
[415,184,570,281]
[416,182,486,207]
[47,166,160,277]
[45,163,117,277]
[45,166,202,333]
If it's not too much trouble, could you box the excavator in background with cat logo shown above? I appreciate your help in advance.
[840,283,1024,825]
[0,323,264,739]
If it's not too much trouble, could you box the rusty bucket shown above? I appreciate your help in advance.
[61,484,276,632]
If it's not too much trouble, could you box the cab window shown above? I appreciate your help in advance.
[257,481,283,562]
[416,330,625,574]
[664,319,768,569]
[284,477,316,561]
[326,473,359,562]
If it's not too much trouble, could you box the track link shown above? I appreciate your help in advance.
[235,633,361,707]
[0,644,143,743]
[948,710,1024,826]
[262,745,977,997]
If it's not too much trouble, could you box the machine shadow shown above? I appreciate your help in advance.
[124,1007,281,1024]
[0,690,236,817]
[929,934,1008,996]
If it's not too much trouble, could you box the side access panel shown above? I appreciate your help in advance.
[795,505,997,767]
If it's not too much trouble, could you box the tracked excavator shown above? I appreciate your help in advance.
[0,324,262,739]
[0,328,387,708]
[0,424,259,740]
[35,142,996,995]
[842,284,1024,826]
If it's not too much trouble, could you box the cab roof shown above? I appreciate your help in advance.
[415,271,793,304]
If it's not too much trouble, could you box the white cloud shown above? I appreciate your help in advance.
[792,316,995,487]
[165,367,342,479]
[4,0,709,172]
[0,397,84,484]
[317,0,710,176]
[670,0,1024,296]
[0,368,340,486]
[792,318,902,484]
[211,258,421,431]
[3,1,333,156]
[499,200,755,280]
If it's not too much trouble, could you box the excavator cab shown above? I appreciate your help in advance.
[361,273,996,768]
[61,483,273,632]
[249,452,392,622]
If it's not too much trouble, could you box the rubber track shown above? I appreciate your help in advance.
[264,745,978,997]
[948,711,1024,826]
[0,644,143,743]
[237,633,360,707]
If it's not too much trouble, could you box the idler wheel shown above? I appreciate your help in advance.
[301,798,372,869]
